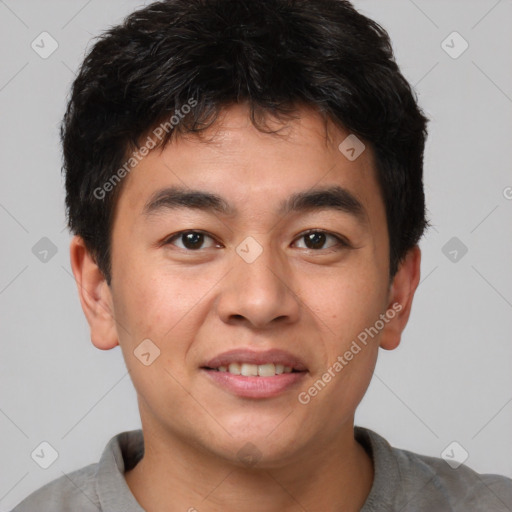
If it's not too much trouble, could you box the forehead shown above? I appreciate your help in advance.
[113,103,384,230]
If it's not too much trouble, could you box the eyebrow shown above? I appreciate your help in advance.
[143,185,368,226]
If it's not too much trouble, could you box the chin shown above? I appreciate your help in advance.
[211,425,309,468]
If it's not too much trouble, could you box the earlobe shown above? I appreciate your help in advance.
[379,245,421,351]
[69,235,119,350]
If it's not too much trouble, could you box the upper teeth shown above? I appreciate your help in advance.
[216,363,293,376]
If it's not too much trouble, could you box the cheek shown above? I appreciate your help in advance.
[112,255,219,346]
[304,259,388,341]
[306,272,384,406]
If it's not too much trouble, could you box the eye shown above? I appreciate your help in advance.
[164,230,220,251]
[163,229,349,252]
[293,230,349,251]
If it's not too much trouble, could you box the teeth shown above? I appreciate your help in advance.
[214,363,298,376]
[241,363,258,376]
[228,363,241,375]
[258,363,276,377]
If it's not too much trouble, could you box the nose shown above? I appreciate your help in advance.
[216,241,301,330]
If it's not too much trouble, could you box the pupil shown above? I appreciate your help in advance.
[184,232,203,249]
[306,232,325,250]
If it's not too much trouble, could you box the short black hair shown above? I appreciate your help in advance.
[62,0,429,285]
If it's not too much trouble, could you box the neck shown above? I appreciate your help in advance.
[124,420,374,512]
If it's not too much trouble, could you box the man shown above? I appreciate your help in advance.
[12,0,512,510]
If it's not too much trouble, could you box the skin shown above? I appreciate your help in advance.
[70,103,421,512]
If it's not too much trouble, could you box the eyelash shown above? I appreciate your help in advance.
[163,229,350,253]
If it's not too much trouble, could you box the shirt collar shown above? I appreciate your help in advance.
[96,429,145,512]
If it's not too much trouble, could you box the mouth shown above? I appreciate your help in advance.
[201,349,308,398]
[204,362,302,377]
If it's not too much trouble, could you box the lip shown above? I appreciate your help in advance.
[201,348,308,399]
[202,369,307,398]
[202,348,308,371]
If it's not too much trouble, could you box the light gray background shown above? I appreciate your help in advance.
[1,0,511,509]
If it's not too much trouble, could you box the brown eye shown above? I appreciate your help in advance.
[294,230,349,251]
[165,231,218,250]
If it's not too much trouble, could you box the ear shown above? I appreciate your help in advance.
[69,235,119,350]
[379,245,421,351]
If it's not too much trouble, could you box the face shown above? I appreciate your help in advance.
[79,104,415,467]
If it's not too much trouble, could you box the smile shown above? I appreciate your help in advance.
[201,348,308,398]
[209,362,296,377]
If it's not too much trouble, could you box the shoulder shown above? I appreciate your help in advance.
[10,463,101,512]
[398,445,512,510]
[11,429,144,512]
[357,426,512,512]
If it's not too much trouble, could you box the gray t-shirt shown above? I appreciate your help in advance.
[11,426,512,511]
